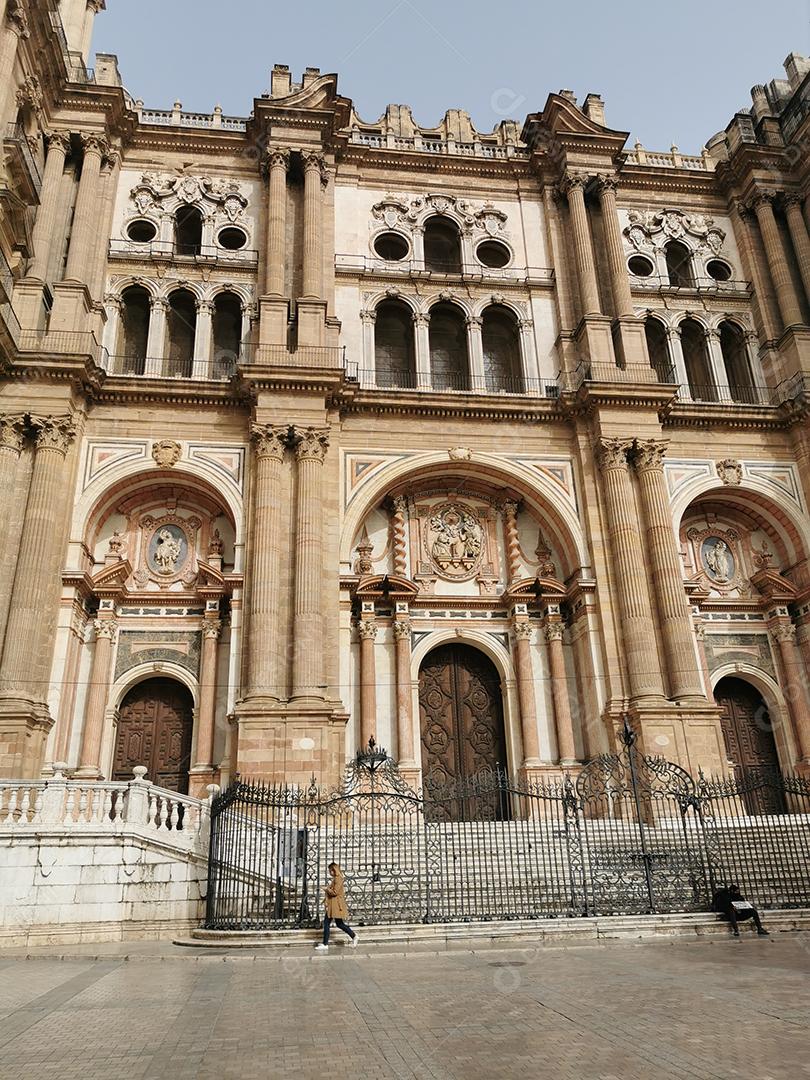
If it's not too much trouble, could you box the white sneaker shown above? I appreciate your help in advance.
[314,943,329,951]
[349,936,359,948]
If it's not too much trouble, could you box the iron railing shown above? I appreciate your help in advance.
[109,239,259,264]
[334,253,554,284]
[349,367,559,398]
[106,354,236,380]
[4,123,42,197]
[205,733,810,930]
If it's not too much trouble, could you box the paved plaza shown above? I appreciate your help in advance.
[0,934,808,1080]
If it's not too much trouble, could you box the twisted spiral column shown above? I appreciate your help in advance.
[502,500,521,585]
[391,496,408,577]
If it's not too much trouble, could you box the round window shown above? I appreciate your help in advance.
[628,254,654,277]
[476,240,511,269]
[126,219,157,244]
[373,232,409,261]
[218,227,248,251]
[706,259,732,282]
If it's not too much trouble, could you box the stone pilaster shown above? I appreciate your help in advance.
[28,132,71,282]
[512,620,541,767]
[290,426,329,700]
[770,622,810,766]
[392,616,416,771]
[751,190,804,331]
[64,133,109,285]
[784,194,810,306]
[190,618,222,794]
[0,415,26,651]
[631,439,705,700]
[75,617,118,778]
[357,615,377,747]
[263,148,290,296]
[544,619,577,764]
[594,437,665,701]
[562,172,601,317]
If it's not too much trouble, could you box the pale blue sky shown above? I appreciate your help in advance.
[92,0,810,153]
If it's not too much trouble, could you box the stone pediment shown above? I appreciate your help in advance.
[91,559,132,597]
[523,94,629,155]
[504,575,566,603]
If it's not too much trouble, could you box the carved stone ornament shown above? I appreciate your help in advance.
[15,74,43,115]
[94,618,118,640]
[358,618,378,641]
[545,621,565,642]
[687,525,741,590]
[624,208,726,257]
[392,618,412,640]
[208,529,224,557]
[716,458,743,486]
[135,512,200,588]
[31,415,78,455]
[595,438,631,472]
[151,439,182,468]
[513,621,533,641]
[250,423,287,460]
[128,170,248,230]
[770,622,797,644]
[292,427,330,462]
[448,447,472,461]
[201,618,222,640]
[632,439,668,473]
[354,527,374,575]
[370,191,508,240]
[0,414,26,454]
[424,501,485,582]
[107,531,125,557]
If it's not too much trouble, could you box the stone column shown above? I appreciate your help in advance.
[291,427,329,700]
[502,499,521,586]
[784,194,810,305]
[393,617,415,765]
[595,438,665,700]
[771,622,810,764]
[75,617,117,777]
[0,415,26,646]
[90,149,120,300]
[512,621,541,767]
[705,329,730,401]
[28,132,71,281]
[101,293,122,357]
[751,191,804,331]
[360,309,376,383]
[144,297,167,376]
[78,0,104,64]
[0,1,28,128]
[0,416,77,701]
[413,312,431,388]
[391,496,408,577]
[545,620,577,764]
[264,148,290,296]
[358,615,377,747]
[192,618,221,770]
[666,327,690,398]
[64,134,109,284]
[595,177,633,318]
[301,151,325,300]
[466,315,485,390]
[192,300,213,379]
[244,424,287,699]
[632,439,705,700]
[562,173,601,317]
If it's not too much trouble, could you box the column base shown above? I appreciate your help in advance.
[72,765,103,780]
[574,314,616,369]
[231,697,349,787]
[188,765,220,798]
[11,278,51,331]
[395,762,421,791]
[611,316,656,378]
[0,697,54,777]
[48,280,94,332]
[296,298,328,347]
[621,699,728,778]
[257,296,290,346]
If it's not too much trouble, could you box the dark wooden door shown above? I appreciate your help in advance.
[113,678,193,794]
[419,644,507,819]
[714,677,784,814]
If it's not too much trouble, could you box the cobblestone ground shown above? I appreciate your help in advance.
[0,935,808,1080]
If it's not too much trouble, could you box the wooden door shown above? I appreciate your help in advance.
[419,644,507,818]
[714,677,784,813]
[113,678,193,794]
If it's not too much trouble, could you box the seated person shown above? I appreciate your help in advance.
[711,884,769,938]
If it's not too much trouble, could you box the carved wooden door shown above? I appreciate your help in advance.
[113,678,193,794]
[714,677,784,814]
[419,645,507,820]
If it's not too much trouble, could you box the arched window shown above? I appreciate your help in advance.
[719,321,756,403]
[166,289,197,378]
[644,317,672,383]
[117,285,150,375]
[429,302,469,391]
[423,217,462,274]
[212,292,242,377]
[374,299,415,388]
[680,318,715,401]
[664,240,693,288]
[175,205,203,256]
[481,305,522,392]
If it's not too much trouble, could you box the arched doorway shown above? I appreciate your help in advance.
[113,678,194,793]
[714,676,785,813]
[418,644,507,817]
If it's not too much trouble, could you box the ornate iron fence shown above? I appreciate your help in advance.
[205,731,810,930]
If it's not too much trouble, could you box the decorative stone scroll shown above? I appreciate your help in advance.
[624,208,726,256]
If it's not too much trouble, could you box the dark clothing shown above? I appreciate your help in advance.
[711,886,768,935]
[322,917,355,945]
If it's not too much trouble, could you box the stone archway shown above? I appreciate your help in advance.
[113,677,194,793]
[714,675,785,813]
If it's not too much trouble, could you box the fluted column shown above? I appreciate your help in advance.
[502,499,521,586]
[0,416,78,700]
[632,439,704,700]
[595,176,633,318]
[751,190,804,330]
[264,148,290,296]
[361,309,376,382]
[562,173,601,317]
[193,618,221,769]
[291,427,329,699]
[28,132,71,281]
[770,622,810,763]
[75,618,117,777]
[0,415,26,648]
[64,134,109,285]
[358,615,377,747]
[512,621,541,767]
[784,194,810,305]
[595,438,665,700]
[393,617,415,764]
[90,149,120,299]
[545,620,577,764]
[301,151,326,300]
[244,424,287,699]
[0,1,28,128]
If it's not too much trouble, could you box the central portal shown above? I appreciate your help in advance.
[418,643,507,788]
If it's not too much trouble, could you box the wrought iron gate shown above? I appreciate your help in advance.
[205,732,810,930]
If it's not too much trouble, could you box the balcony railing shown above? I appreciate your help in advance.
[629,273,751,296]
[347,367,559,398]
[17,329,104,363]
[4,123,42,198]
[109,239,259,265]
[136,106,247,132]
[335,253,554,284]
[559,362,784,407]
[106,354,236,381]
[241,344,347,370]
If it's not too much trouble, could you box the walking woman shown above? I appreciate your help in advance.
[315,862,358,951]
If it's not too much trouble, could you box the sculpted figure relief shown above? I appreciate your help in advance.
[154,528,183,574]
[703,539,733,583]
[426,503,484,580]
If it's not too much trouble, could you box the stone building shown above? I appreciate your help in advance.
[1,1,809,799]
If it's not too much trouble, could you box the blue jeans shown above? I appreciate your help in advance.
[322,917,355,945]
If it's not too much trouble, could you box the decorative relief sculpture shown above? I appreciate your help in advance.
[135,512,200,588]
[151,439,182,468]
[370,192,509,240]
[687,525,742,592]
[716,458,743,486]
[624,208,725,256]
[425,502,484,581]
[153,528,184,575]
[702,538,733,583]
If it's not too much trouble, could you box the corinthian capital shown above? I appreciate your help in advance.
[250,423,288,461]
[770,622,796,644]
[45,130,72,156]
[750,187,777,212]
[513,621,533,641]
[544,621,565,642]
[357,618,378,641]
[201,618,222,640]
[594,175,619,198]
[93,618,118,640]
[261,147,291,177]
[6,0,30,38]
[782,191,805,212]
[392,618,412,640]
[594,437,632,472]
[560,171,590,198]
[302,150,329,185]
[31,414,78,455]
[632,438,668,473]
[80,132,110,158]
[0,414,26,454]
[292,426,329,462]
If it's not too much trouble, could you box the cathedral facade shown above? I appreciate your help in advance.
[1,1,810,797]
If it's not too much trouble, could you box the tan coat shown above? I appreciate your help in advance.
[324,871,349,920]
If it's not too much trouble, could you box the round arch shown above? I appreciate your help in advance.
[709,663,796,769]
[163,281,206,304]
[110,277,160,301]
[423,293,473,319]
